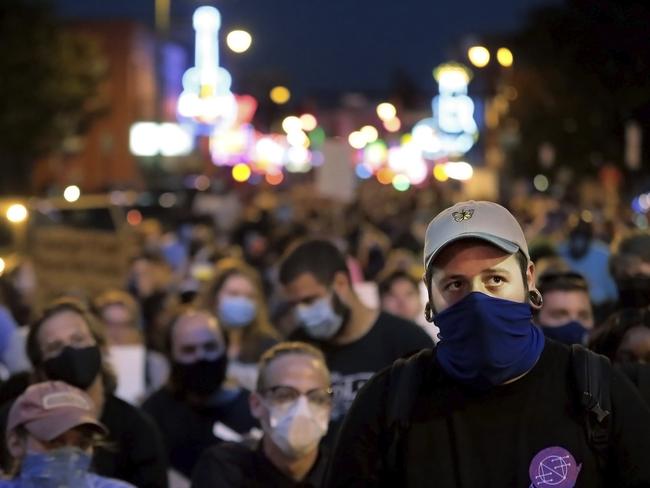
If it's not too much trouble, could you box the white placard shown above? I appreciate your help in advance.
[107,345,147,405]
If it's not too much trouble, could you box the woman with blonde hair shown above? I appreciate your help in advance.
[203,258,279,390]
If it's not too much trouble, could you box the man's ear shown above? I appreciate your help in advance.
[7,430,26,459]
[526,261,536,292]
[249,391,266,420]
[332,271,351,297]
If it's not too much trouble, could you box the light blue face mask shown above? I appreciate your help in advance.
[20,447,92,487]
[218,296,257,328]
[294,296,344,340]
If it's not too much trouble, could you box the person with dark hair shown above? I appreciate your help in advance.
[142,309,257,480]
[589,308,650,406]
[192,342,331,487]
[13,297,168,488]
[535,270,594,345]
[278,239,433,440]
[609,231,650,309]
[377,270,423,324]
[325,201,650,487]
[2,381,134,487]
[203,258,280,391]
[589,308,650,365]
[128,250,175,351]
[557,218,618,312]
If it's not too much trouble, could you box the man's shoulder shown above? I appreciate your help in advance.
[196,441,256,472]
[374,312,435,345]
[203,441,254,459]
[103,394,161,436]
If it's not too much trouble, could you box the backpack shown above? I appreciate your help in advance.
[385,344,612,473]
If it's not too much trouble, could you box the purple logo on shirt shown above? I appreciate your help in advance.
[529,446,581,487]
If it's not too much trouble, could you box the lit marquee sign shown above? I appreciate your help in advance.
[177,6,238,134]
[411,63,478,159]
[432,63,478,156]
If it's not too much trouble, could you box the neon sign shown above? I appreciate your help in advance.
[177,6,238,134]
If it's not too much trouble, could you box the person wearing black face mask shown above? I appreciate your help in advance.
[534,270,594,346]
[610,231,650,310]
[0,298,169,488]
[557,218,618,315]
[142,309,257,481]
[325,201,650,488]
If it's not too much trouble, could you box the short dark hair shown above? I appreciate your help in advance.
[378,270,419,299]
[589,307,650,360]
[610,232,650,279]
[27,297,116,394]
[278,239,349,287]
[537,270,589,296]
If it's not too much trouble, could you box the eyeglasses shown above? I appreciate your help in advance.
[261,385,333,408]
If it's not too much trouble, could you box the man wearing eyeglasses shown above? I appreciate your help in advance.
[142,309,257,481]
[192,342,332,487]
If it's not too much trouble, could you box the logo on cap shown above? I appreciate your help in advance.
[42,392,91,411]
[452,209,474,222]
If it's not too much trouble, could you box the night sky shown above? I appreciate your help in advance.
[53,0,562,98]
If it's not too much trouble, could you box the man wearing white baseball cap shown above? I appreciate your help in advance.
[325,201,650,487]
[2,381,134,487]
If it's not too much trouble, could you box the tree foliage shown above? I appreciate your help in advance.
[506,0,650,178]
[0,0,106,194]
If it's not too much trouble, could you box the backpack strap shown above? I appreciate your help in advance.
[570,344,612,468]
[385,348,435,474]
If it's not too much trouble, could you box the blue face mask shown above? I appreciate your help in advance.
[434,292,545,390]
[541,320,589,346]
[295,296,344,340]
[218,296,257,328]
[20,447,92,487]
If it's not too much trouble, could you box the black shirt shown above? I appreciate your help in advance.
[325,339,650,488]
[142,386,258,478]
[292,312,434,423]
[191,441,327,488]
[95,395,169,488]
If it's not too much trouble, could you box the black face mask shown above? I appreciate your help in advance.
[43,345,102,390]
[617,276,650,308]
[171,354,228,397]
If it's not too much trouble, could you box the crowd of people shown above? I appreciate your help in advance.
[0,180,647,486]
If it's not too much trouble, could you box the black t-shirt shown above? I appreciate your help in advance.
[95,395,169,488]
[292,312,434,423]
[191,441,328,488]
[142,386,258,477]
[325,339,650,488]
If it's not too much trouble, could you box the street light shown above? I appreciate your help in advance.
[376,102,397,122]
[6,204,28,224]
[64,185,81,203]
[468,46,490,68]
[270,86,291,104]
[497,47,514,67]
[226,30,252,53]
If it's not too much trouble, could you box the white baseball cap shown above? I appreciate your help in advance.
[424,200,529,271]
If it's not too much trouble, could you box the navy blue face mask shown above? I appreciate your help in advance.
[434,292,545,390]
[541,320,589,346]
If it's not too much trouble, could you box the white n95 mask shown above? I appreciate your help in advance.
[267,396,329,458]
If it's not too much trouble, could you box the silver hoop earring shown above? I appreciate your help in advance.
[529,289,543,308]
[424,303,434,323]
